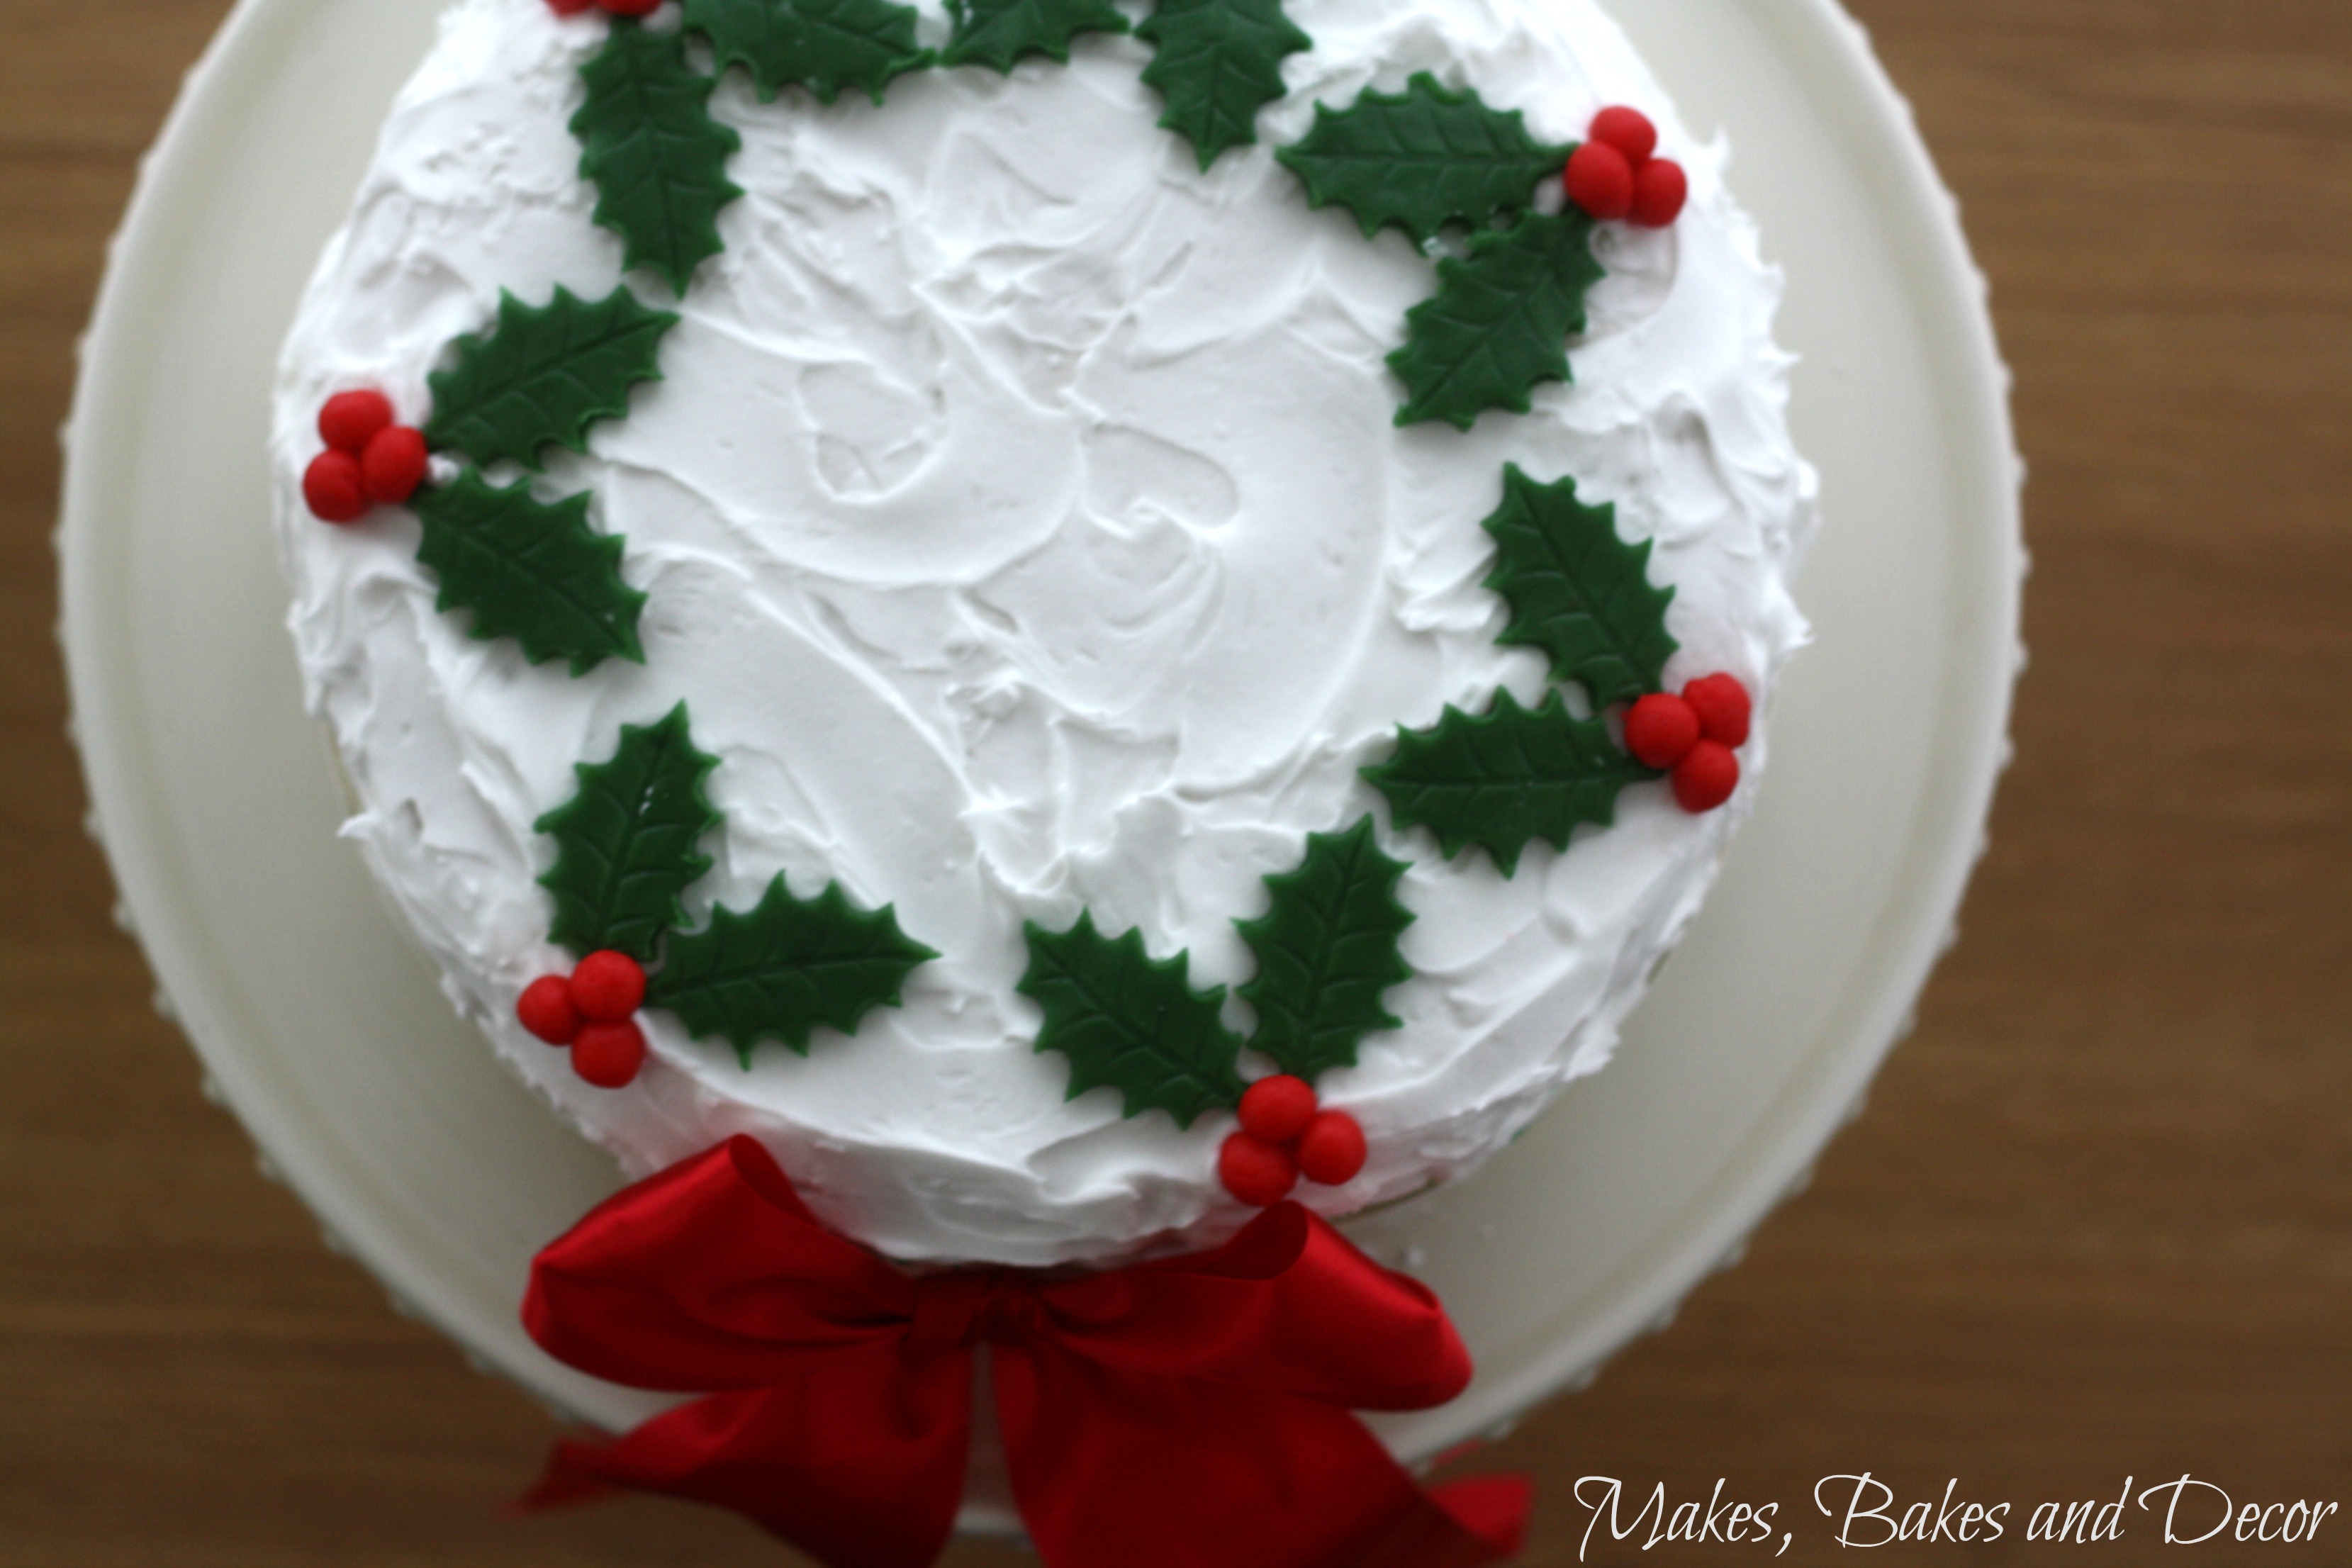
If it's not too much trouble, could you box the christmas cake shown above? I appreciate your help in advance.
[279,3,1815,1561]
[274,0,1811,1267]
[271,1,1812,1551]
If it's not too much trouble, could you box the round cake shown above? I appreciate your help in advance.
[271,0,1815,1270]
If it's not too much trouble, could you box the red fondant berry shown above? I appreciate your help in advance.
[571,950,648,1024]
[1623,693,1701,771]
[1682,673,1752,748]
[573,1020,649,1089]
[545,0,596,12]
[1564,141,1635,221]
[1219,1133,1299,1207]
[1630,159,1689,229]
[1672,740,1740,813]
[1588,106,1658,167]
[1295,1111,1368,1187]
[303,449,371,524]
[517,975,583,1045]
[1238,1075,1318,1143]
[318,390,395,455]
[361,425,430,506]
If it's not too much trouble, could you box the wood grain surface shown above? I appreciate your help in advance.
[3,2,2346,1563]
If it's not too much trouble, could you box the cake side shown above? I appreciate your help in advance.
[271,0,1815,1267]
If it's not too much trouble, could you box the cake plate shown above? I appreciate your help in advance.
[58,0,2021,1530]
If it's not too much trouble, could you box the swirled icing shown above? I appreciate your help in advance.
[271,0,1816,1266]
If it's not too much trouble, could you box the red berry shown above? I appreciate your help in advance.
[570,950,647,1024]
[601,0,662,12]
[573,1021,649,1089]
[361,425,430,505]
[1219,1133,1299,1207]
[303,450,371,524]
[517,975,583,1045]
[1588,106,1658,167]
[545,0,595,12]
[1623,693,1701,770]
[1672,740,1740,813]
[1564,141,1635,221]
[1682,673,1752,748]
[1295,1111,1368,1187]
[1630,159,1689,228]
[1238,1075,1318,1142]
[318,390,395,454]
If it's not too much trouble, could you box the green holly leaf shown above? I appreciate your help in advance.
[1482,464,1678,708]
[425,286,678,471]
[1364,689,1655,876]
[1275,73,1570,244]
[1388,210,1604,431]
[1235,817,1413,1083]
[683,0,933,106]
[646,876,935,1065]
[535,705,723,962]
[941,0,1129,72]
[413,471,646,676]
[1136,0,1311,171]
[1019,914,1246,1127]
[573,19,746,294]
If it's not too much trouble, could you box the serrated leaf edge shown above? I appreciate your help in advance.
[1233,815,1415,1082]
[1136,0,1313,171]
[1275,72,1572,243]
[1363,688,1658,876]
[532,702,723,961]
[646,876,936,1065]
[572,18,747,294]
[423,285,679,471]
[1018,912,1247,1128]
[1481,462,1680,707]
[940,0,1130,71]
[685,0,936,106]
[410,471,650,676]
[1387,210,1603,432]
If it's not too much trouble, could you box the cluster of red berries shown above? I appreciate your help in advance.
[303,391,430,525]
[1218,1076,1368,1208]
[1564,106,1687,229]
[546,0,659,14]
[517,951,651,1089]
[1625,673,1751,814]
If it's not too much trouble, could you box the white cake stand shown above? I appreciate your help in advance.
[58,0,2020,1533]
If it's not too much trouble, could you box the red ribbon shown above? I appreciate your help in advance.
[521,1136,1529,1568]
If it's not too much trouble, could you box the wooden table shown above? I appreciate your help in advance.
[3,4,2345,1563]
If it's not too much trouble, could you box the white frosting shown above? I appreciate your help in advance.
[273,0,1815,1266]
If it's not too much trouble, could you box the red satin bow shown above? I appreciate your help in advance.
[521,1137,1529,1568]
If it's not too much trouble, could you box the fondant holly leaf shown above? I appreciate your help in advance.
[1389,210,1603,430]
[646,876,935,1065]
[573,19,746,294]
[1275,74,1571,243]
[1364,689,1654,876]
[413,472,646,675]
[425,286,678,471]
[683,0,933,106]
[1019,914,1246,1127]
[941,0,1129,72]
[1235,817,1413,1083]
[1483,464,1678,708]
[1136,0,1311,171]
[535,704,723,963]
